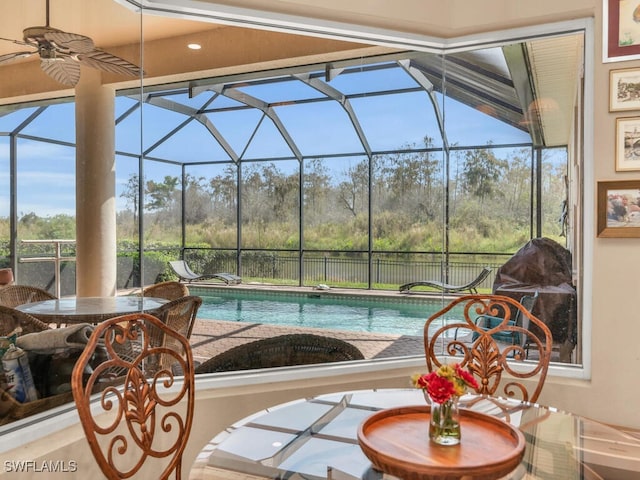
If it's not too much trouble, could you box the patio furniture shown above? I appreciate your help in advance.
[399,267,492,294]
[454,291,539,355]
[0,304,51,336]
[152,295,202,371]
[475,291,538,348]
[424,294,552,403]
[0,285,56,308]
[71,313,195,480]
[15,296,167,325]
[142,281,190,301]
[168,260,241,285]
[195,333,364,374]
[189,389,640,480]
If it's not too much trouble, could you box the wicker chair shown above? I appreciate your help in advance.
[150,295,202,371]
[0,285,56,309]
[142,281,190,301]
[195,334,365,374]
[71,313,195,480]
[0,304,51,336]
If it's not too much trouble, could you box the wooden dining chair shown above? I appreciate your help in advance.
[142,281,190,301]
[71,313,195,480]
[0,285,56,308]
[424,294,553,403]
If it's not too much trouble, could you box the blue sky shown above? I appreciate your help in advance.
[0,63,534,218]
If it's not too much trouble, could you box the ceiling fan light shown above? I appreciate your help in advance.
[38,44,57,60]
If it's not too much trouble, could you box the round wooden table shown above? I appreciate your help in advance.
[358,405,525,480]
[15,296,168,324]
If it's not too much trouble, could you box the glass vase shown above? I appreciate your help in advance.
[429,397,461,446]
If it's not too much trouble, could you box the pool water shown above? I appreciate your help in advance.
[192,288,461,337]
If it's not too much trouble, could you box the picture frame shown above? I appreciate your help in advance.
[603,0,640,62]
[610,68,640,111]
[615,117,640,171]
[597,180,640,237]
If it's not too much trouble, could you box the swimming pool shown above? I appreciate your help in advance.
[190,287,460,337]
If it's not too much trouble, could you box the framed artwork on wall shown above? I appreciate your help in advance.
[604,0,640,62]
[615,116,640,171]
[597,180,640,237]
[610,68,640,111]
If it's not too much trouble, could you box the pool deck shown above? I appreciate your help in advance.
[185,282,437,363]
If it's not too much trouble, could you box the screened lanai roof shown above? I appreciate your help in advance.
[107,33,582,166]
[0,32,582,170]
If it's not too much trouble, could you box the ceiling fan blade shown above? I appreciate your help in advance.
[0,51,35,65]
[0,36,32,48]
[44,31,95,54]
[77,50,142,77]
[40,57,80,87]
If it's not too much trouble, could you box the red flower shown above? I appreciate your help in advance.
[455,364,478,390]
[415,374,430,389]
[425,375,456,404]
[412,363,479,403]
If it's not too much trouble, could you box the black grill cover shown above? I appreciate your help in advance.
[493,238,577,361]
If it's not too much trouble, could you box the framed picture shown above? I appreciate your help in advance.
[615,117,640,171]
[597,180,640,237]
[603,0,640,62]
[610,68,640,111]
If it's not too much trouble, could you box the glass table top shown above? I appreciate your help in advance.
[190,388,640,480]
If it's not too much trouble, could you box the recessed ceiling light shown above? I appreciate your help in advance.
[188,43,202,50]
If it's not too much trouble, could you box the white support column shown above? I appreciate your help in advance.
[75,69,117,297]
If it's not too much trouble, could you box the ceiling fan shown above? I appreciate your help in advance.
[0,0,142,87]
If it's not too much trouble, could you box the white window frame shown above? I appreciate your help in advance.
[126,2,594,382]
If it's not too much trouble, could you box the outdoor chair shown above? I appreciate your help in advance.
[71,313,195,480]
[455,291,539,354]
[0,304,50,337]
[195,334,364,373]
[424,294,552,403]
[142,281,190,301]
[399,267,492,294]
[168,260,241,285]
[0,285,56,308]
[151,295,202,371]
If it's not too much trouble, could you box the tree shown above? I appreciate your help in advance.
[184,174,210,225]
[120,174,139,222]
[303,159,331,226]
[208,165,238,224]
[338,160,368,217]
[460,146,506,204]
[145,176,179,212]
